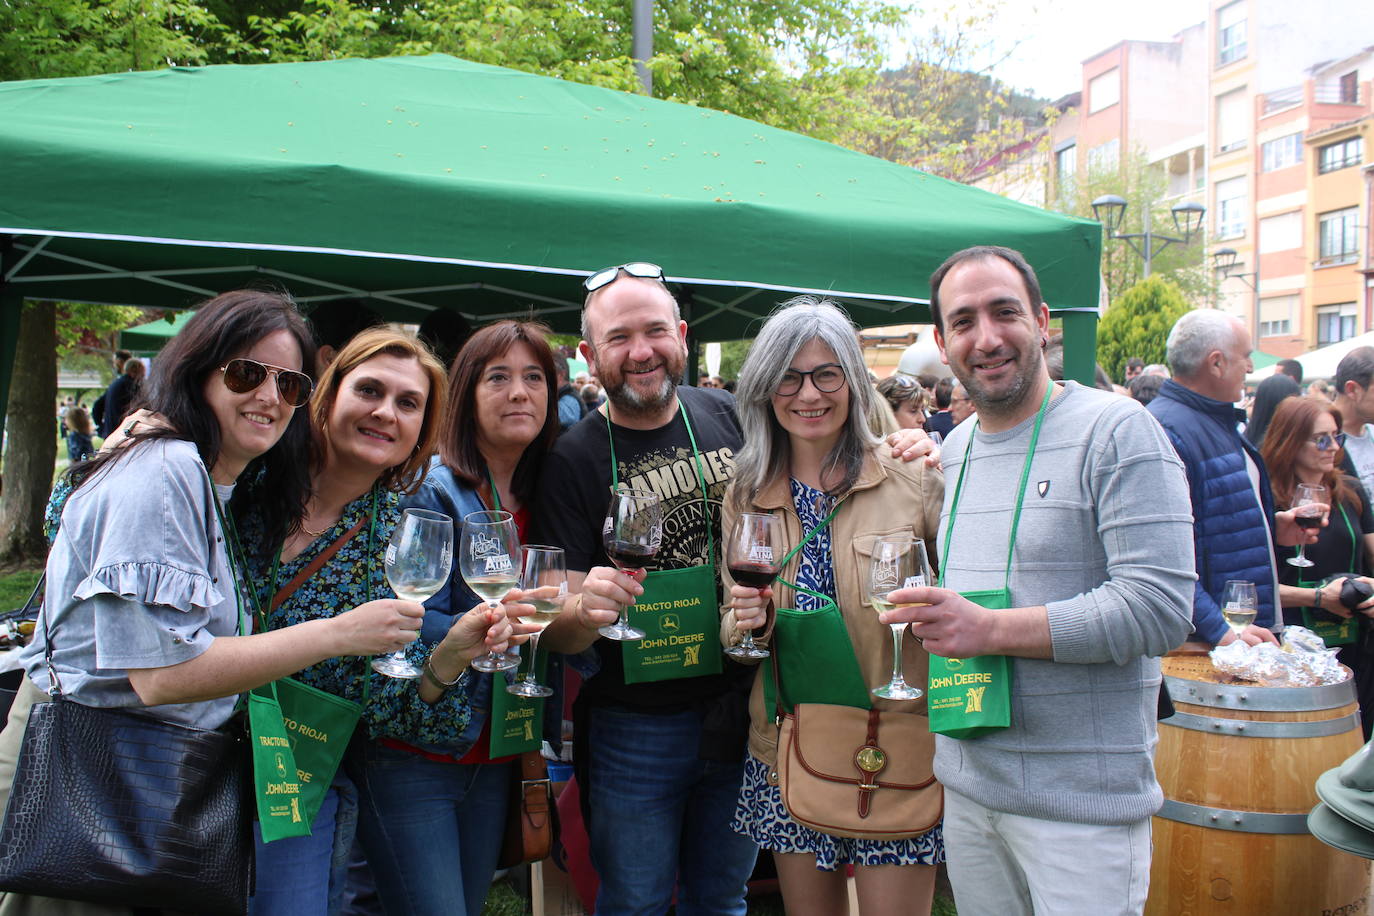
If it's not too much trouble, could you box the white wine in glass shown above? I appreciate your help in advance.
[376,508,454,679]
[508,545,568,698]
[868,535,929,701]
[1221,579,1258,637]
[461,509,522,673]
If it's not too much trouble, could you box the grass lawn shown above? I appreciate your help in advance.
[0,565,43,612]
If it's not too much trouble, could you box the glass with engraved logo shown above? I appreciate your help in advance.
[724,512,783,660]
[374,508,453,679]
[867,535,929,700]
[461,509,522,672]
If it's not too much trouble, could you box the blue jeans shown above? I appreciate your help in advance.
[587,706,757,916]
[355,743,512,916]
[250,772,358,916]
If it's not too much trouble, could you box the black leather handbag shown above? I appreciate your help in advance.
[0,575,252,915]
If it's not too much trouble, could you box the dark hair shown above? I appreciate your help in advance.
[552,353,570,380]
[933,377,954,409]
[1244,373,1301,447]
[438,320,560,506]
[929,245,1043,331]
[72,290,317,554]
[1128,373,1164,405]
[1127,357,1144,371]
[1336,347,1374,393]
[308,298,383,350]
[310,327,449,494]
[1261,396,1359,515]
[1276,358,1303,385]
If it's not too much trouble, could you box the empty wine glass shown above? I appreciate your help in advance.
[868,535,930,701]
[375,508,454,679]
[600,488,663,641]
[507,545,568,698]
[724,513,783,660]
[1288,483,1329,569]
[461,509,522,673]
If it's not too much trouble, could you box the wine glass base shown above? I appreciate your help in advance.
[507,681,555,698]
[372,656,422,679]
[598,622,646,641]
[725,644,770,660]
[471,654,520,673]
[871,684,924,701]
[1287,557,1315,568]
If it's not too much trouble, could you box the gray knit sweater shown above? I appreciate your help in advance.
[936,381,1195,825]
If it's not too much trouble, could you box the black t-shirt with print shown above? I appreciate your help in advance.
[534,385,749,711]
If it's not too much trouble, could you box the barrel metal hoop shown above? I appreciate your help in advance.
[1157,799,1310,834]
[1163,675,1354,712]
[1162,709,1360,738]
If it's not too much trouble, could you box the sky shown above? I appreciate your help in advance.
[958,0,1207,100]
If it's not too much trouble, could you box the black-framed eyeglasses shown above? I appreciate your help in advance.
[583,262,665,292]
[219,358,314,408]
[1309,432,1347,451]
[776,363,846,396]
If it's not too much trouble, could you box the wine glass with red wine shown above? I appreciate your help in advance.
[1287,482,1328,568]
[724,512,783,660]
[599,487,663,641]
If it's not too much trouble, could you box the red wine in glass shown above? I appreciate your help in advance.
[599,488,663,641]
[725,513,784,660]
[726,562,780,589]
[606,540,658,572]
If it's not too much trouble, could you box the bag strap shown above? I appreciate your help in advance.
[270,515,367,612]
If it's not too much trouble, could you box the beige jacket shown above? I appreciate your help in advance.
[719,447,943,767]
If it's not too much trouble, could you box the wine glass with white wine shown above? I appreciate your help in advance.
[868,535,930,701]
[461,509,522,673]
[375,508,454,679]
[507,545,568,698]
[1221,580,1258,637]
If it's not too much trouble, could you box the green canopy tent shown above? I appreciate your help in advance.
[119,309,195,353]
[0,53,1102,419]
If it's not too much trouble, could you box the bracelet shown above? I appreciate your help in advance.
[1315,587,1323,610]
[423,657,467,690]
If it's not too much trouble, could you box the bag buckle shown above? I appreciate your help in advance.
[855,744,887,775]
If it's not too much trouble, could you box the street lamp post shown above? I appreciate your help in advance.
[1213,247,1261,349]
[1091,195,1207,279]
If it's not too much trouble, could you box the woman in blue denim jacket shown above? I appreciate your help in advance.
[354,320,565,916]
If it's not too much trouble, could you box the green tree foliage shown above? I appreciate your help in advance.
[56,304,147,357]
[1095,276,1191,384]
[1053,146,1215,307]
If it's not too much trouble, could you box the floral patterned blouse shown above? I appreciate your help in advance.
[237,486,474,745]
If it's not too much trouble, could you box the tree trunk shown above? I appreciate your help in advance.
[0,301,56,564]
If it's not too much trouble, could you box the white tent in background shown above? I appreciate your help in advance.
[1246,333,1374,383]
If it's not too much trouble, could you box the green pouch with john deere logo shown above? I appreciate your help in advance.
[926,589,1012,740]
[274,675,363,827]
[248,687,310,841]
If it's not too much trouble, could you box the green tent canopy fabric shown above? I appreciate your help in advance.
[120,310,194,352]
[0,54,1100,334]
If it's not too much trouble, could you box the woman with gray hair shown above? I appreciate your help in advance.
[720,296,945,916]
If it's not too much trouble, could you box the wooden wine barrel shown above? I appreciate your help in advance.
[1146,656,1369,915]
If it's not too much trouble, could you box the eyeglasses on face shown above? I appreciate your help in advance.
[219,358,314,408]
[776,363,846,396]
[583,262,665,292]
[1307,432,1347,451]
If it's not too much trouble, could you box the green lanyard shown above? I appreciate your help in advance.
[1295,500,1357,573]
[207,480,249,639]
[774,496,847,598]
[940,384,1054,591]
[486,467,502,513]
[604,399,716,565]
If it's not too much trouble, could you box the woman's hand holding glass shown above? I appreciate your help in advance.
[327,599,425,657]
[427,593,535,682]
[727,584,771,635]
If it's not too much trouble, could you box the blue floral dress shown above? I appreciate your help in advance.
[731,479,944,870]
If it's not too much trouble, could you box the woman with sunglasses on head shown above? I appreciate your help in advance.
[352,319,562,916]
[0,291,424,916]
[236,327,519,916]
[1261,396,1374,735]
[721,297,945,916]
[876,374,927,431]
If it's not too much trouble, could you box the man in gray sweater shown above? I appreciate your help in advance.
[884,246,1195,915]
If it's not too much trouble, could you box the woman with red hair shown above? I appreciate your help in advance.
[1262,396,1374,733]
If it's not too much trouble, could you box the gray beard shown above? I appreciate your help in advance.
[606,373,679,420]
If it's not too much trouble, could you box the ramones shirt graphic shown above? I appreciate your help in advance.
[535,385,744,710]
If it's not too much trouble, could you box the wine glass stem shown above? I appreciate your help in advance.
[740,631,757,651]
[888,624,908,689]
[524,632,542,687]
[486,601,504,662]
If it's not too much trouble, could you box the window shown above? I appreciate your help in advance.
[1340,71,1359,104]
[1259,211,1302,253]
[1216,89,1248,153]
[1318,207,1359,265]
[1055,144,1077,200]
[1087,139,1119,174]
[1217,2,1247,66]
[1319,137,1363,173]
[1259,295,1295,338]
[1215,177,1246,240]
[1261,134,1303,172]
[1089,69,1121,113]
[1317,303,1358,345]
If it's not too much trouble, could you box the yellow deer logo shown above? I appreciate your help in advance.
[684,644,701,666]
[965,686,987,713]
[523,720,534,742]
[290,797,302,823]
